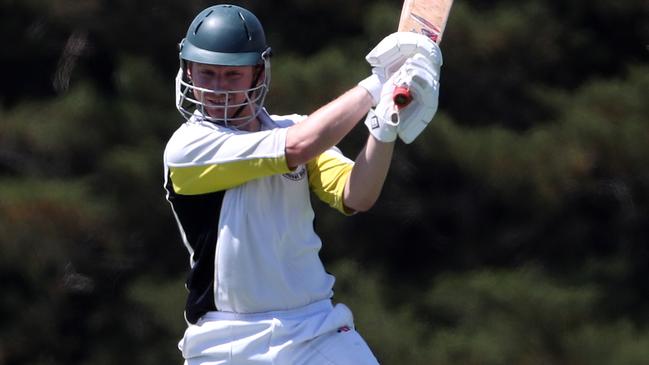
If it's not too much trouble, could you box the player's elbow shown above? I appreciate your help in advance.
[285,140,313,168]
[343,195,378,213]
[285,127,320,168]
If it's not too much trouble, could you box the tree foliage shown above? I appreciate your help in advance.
[1,0,648,364]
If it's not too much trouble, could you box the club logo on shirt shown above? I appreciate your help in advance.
[283,165,307,181]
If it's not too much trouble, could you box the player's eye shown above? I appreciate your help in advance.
[225,71,243,79]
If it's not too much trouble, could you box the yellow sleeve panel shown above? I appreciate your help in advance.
[171,156,290,195]
[307,150,354,215]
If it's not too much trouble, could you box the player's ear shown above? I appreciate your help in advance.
[186,61,194,80]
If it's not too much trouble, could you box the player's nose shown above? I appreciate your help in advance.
[207,77,224,91]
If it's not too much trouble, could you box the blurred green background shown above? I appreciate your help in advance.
[1,0,648,364]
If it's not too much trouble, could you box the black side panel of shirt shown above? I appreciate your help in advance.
[165,172,225,324]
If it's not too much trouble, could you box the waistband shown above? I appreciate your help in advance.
[199,299,334,322]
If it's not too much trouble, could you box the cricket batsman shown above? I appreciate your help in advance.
[163,4,443,364]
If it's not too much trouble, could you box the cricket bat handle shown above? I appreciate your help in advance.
[393,85,412,108]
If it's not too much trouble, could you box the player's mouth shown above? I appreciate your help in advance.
[205,97,229,107]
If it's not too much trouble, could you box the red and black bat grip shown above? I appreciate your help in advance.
[392,85,412,108]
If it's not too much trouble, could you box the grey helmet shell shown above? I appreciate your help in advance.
[179,4,270,66]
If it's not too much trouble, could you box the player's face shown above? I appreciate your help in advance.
[187,62,257,122]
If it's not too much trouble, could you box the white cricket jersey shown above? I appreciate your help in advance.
[163,110,354,323]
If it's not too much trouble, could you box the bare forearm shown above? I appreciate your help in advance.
[285,86,373,168]
[343,136,395,212]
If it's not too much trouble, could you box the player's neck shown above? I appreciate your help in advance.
[233,117,261,132]
[248,118,262,132]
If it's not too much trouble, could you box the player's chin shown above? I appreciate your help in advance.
[206,108,253,123]
[205,107,224,116]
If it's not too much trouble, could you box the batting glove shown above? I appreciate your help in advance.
[360,32,442,107]
[363,65,410,143]
[366,32,443,84]
[364,98,399,143]
[394,54,440,144]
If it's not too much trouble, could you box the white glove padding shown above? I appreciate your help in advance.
[364,97,400,143]
[366,32,443,83]
[393,54,440,144]
[363,71,406,142]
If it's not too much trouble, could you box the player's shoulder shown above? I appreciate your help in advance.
[168,119,224,144]
[266,112,307,128]
[164,119,230,164]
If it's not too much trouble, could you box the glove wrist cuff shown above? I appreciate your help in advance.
[358,74,382,106]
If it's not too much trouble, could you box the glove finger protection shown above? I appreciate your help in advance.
[366,32,443,83]
[359,32,442,107]
[394,54,440,144]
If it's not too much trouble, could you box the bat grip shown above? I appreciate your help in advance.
[392,85,412,108]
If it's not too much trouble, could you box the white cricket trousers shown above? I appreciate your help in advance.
[178,299,380,365]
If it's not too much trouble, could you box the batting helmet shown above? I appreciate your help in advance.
[175,4,272,127]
